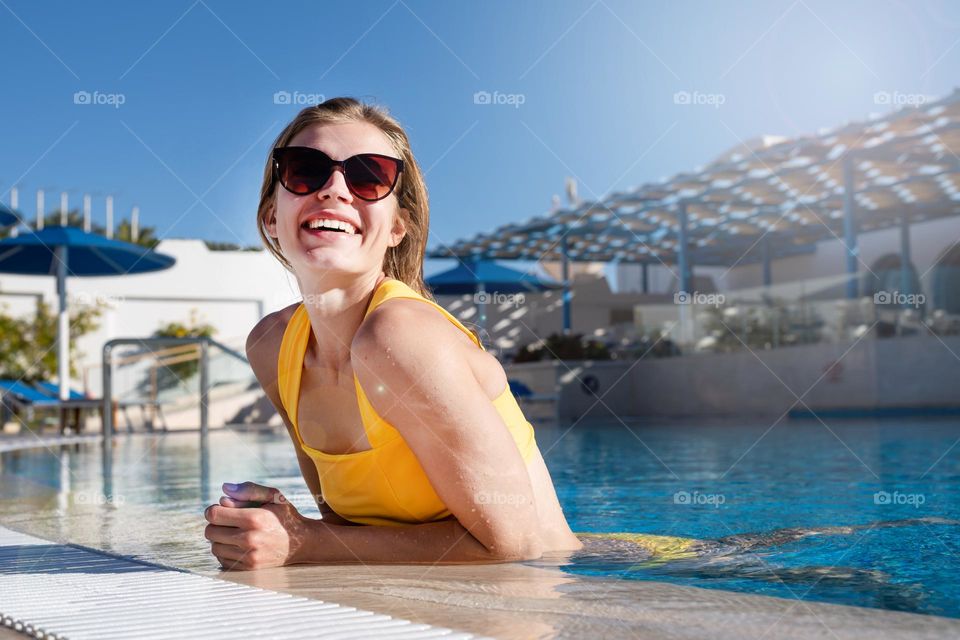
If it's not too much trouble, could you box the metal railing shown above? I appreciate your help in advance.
[101,337,250,440]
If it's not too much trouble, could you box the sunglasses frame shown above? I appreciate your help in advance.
[272,146,405,202]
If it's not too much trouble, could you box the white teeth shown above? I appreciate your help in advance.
[305,218,358,235]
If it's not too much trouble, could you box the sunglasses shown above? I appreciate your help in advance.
[272,146,404,202]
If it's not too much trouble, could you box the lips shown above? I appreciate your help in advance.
[301,225,358,239]
[299,210,362,235]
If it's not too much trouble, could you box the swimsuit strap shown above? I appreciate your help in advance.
[276,302,312,449]
[362,279,485,351]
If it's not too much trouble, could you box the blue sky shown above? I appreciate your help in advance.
[2,0,959,273]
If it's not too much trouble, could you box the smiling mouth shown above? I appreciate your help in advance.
[300,222,361,237]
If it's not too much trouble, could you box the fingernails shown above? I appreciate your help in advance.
[223,482,238,492]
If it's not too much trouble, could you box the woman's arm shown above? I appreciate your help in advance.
[295,516,534,564]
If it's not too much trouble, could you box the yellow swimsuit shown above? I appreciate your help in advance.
[277,277,539,527]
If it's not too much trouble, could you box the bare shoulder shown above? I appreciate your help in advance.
[355,297,475,354]
[245,301,301,384]
[354,297,505,399]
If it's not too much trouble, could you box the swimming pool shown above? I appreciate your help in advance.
[1,417,958,619]
[540,417,960,617]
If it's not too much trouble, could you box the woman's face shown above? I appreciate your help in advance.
[267,121,406,279]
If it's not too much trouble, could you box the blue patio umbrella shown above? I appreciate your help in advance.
[0,204,18,229]
[427,255,561,329]
[0,226,176,401]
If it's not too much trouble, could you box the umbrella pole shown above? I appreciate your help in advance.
[56,246,70,403]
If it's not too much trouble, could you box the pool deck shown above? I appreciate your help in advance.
[3,432,960,639]
[2,521,959,640]
[0,525,483,639]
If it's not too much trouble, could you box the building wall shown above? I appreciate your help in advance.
[506,334,960,420]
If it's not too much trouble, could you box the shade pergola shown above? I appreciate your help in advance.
[429,89,960,331]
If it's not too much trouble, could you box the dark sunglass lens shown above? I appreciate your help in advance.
[345,155,398,200]
[277,148,331,195]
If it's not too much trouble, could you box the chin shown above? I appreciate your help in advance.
[297,250,365,275]
[302,254,348,270]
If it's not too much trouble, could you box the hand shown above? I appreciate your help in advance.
[204,481,311,570]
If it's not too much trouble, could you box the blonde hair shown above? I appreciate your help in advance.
[256,97,434,299]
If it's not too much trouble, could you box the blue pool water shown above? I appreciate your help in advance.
[539,418,960,617]
[1,417,958,617]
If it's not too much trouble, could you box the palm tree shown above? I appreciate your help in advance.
[1,208,160,248]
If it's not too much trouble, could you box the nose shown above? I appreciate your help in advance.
[315,165,352,203]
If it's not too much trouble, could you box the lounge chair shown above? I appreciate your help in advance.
[0,380,103,434]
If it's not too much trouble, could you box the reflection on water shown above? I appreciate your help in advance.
[536,417,960,617]
[546,519,958,616]
[0,431,262,573]
[2,420,960,619]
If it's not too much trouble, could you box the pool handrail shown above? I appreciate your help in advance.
[102,336,250,441]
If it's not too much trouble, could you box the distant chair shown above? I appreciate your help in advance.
[0,379,166,434]
[31,381,90,402]
[0,379,102,434]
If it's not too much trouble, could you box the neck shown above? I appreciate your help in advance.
[296,270,388,373]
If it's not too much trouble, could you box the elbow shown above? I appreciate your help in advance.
[486,533,543,562]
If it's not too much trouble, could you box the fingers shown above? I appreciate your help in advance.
[222,481,280,505]
[210,541,245,560]
[220,496,262,508]
[204,523,245,546]
[205,504,261,527]
[210,541,248,570]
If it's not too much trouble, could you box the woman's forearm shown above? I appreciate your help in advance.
[292,517,542,565]
[317,506,360,527]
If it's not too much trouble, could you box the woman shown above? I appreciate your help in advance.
[203,97,583,570]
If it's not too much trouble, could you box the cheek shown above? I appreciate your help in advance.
[272,195,303,236]
[365,203,400,238]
